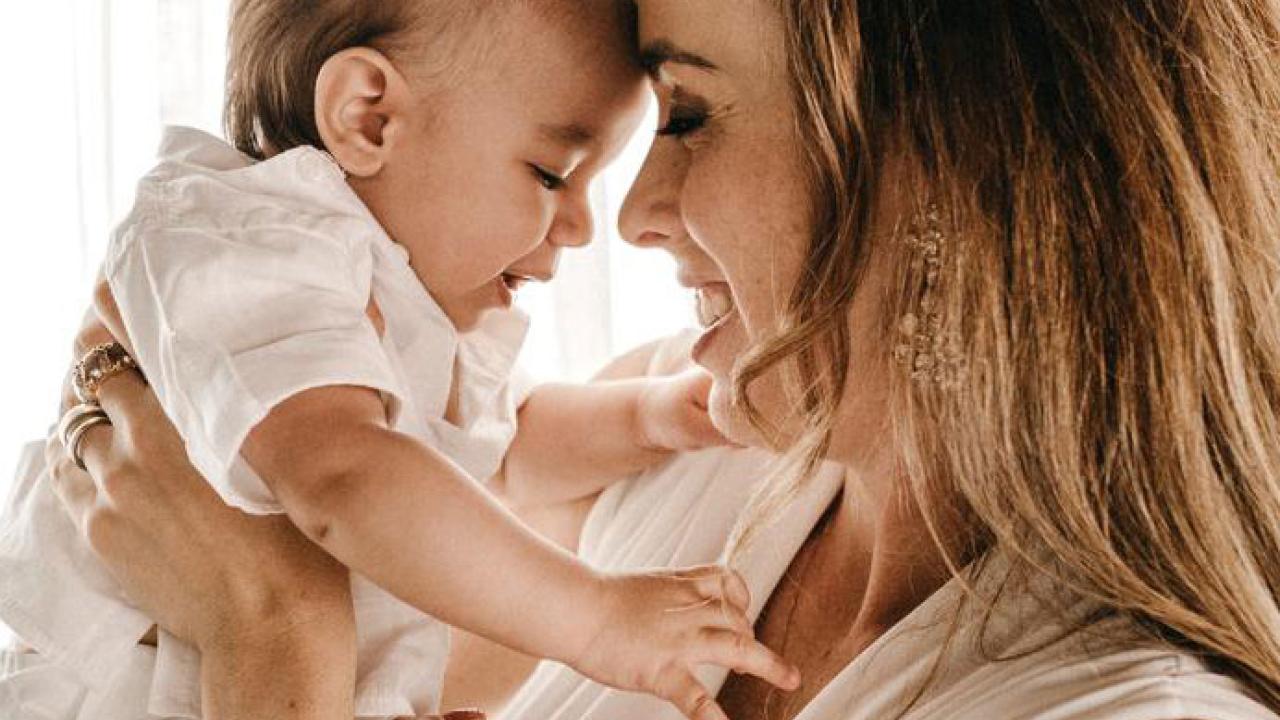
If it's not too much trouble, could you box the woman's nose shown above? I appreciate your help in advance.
[619,139,685,249]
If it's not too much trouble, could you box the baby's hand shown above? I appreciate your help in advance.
[570,565,800,720]
[636,370,733,453]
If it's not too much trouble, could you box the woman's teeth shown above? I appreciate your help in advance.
[695,286,735,328]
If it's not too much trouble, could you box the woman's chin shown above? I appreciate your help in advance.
[707,368,810,453]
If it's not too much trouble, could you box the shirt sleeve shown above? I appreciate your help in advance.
[104,206,401,513]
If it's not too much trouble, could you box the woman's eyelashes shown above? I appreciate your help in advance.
[656,87,720,141]
[658,105,709,137]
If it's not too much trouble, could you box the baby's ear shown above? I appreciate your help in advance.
[314,47,411,177]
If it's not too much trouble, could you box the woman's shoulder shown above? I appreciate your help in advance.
[908,608,1279,720]
[809,553,1279,720]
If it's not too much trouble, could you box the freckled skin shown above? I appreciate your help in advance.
[619,3,949,718]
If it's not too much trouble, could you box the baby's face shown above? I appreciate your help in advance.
[360,4,648,331]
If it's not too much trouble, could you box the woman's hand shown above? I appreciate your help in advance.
[53,281,355,652]
[47,281,359,719]
[45,386,355,651]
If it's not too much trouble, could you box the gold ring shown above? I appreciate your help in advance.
[73,342,140,403]
[58,403,111,471]
[58,403,106,445]
[67,415,112,471]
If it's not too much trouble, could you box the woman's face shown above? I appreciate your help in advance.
[620,0,897,470]
[620,0,811,446]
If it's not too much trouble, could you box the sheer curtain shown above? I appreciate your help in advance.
[0,2,692,539]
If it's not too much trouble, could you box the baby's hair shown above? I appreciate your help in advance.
[224,0,504,160]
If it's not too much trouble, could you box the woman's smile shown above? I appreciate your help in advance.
[691,283,737,366]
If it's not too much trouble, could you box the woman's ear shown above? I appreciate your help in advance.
[314,47,411,178]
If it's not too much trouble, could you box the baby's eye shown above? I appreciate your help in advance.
[531,165,567,191]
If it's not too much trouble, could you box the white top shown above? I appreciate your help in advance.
[502,447,1279,720]
[2,445,1275,719]
[0,126,529,719]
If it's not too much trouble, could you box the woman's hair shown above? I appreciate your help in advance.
[223,0,495,159]
[734,0,1280,709]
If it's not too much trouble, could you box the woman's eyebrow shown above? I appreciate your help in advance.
[639,39,719,78]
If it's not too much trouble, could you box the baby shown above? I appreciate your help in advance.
[0,1,798,718]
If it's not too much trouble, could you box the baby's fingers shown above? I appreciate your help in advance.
[720,570,751,612]
[688,568,752,614]
[658,668,729,720]
[682,407,734,449]
[694,628,801,691]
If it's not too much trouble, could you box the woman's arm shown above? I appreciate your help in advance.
[50,369,359,720]
[50,308,483,720]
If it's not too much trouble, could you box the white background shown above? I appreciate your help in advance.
[0,0,693,641]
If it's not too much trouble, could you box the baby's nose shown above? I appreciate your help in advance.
[550,199,594,248]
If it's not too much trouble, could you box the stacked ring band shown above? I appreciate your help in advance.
[58,403,112,471]
[73,342,140,404]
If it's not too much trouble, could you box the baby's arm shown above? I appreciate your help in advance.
[242,384,797,720]
[241,384,600,665]
[501,336,729,507]
[500,378,677,506]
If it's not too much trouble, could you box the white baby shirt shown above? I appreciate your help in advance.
[0,126,529,719]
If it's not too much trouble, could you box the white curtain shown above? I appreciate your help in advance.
[0,0,694,518]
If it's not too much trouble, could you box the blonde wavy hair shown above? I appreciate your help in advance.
[731,0,1280,709]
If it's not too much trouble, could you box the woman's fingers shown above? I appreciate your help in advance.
[45,430,102,534]
[67,306,116,415]
[73,303,116,357]
[60,362,80,416]
[692,627,800,691]
[92,276,137,358]
[91,366,151,435]
[76,422,117,491]
[45,423,126,569]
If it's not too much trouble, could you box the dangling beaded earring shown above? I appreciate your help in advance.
[892,203,966,388]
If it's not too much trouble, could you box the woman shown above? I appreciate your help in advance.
[43,0,1280,718]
